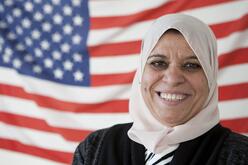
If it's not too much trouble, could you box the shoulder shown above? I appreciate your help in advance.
[218,131,248,164]
[104,122,133,139]
[72,123,132,165]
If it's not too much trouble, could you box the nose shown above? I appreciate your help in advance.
[162,65,185,86]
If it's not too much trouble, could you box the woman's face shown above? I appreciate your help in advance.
[141,31,209,127]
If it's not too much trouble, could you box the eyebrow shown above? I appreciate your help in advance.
[147,54,167,60]
[148,54,199,60]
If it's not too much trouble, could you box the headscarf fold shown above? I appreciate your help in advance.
[127,14,219,153]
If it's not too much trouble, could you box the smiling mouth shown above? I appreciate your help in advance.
[157,92,187,102]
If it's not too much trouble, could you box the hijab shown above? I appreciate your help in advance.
[127,14,219,154]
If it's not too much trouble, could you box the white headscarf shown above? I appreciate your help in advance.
[127,14,219,153]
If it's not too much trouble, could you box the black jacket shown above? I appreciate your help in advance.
[72,123,248,165]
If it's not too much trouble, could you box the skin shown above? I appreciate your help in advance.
[141,31,209,127]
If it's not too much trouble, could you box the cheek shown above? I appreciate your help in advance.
[191,74,209,98]
[141,69,160,89]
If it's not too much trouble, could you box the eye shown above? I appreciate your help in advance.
[149,60,168,70]
[182,63,202,71]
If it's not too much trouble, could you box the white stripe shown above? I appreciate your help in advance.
[182,1,248,25]
[157,156,173,165]
[0,149,65,165]
[0,95,131,130]
[89,0,171,17]
[218,29,248,55]
[0,122,77,152]
[90,54,138,74]
[88,21,148,46]
[146,145,178,165]
[219,98,248,120]
[0,67,131,103]
[88,1,248,46]
[218,64,248,86]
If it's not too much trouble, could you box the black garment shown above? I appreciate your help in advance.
[72,123,248,165]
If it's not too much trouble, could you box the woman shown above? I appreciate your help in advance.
[73,14,248,165]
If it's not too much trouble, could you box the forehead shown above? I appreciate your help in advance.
[149,31,196,59]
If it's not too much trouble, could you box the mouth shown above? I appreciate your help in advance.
[157,92,188,102]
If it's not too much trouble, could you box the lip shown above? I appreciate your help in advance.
[155,91,191,106]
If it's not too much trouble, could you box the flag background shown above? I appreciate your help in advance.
[0,0,247,164]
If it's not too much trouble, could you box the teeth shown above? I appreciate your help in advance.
[160,93,186,101]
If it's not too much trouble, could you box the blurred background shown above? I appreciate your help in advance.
[0,0,247,164]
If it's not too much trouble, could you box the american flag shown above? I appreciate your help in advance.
[0,0,247,164]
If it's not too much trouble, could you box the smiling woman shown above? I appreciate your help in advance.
[141,30,209,127]
[72,14,248,165]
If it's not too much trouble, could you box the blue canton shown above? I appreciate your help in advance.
[0,0,90,86]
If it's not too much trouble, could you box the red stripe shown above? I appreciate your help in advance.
[89,40,141,57]
[221,117,248,133]
[211,14,248,38]
[0,112,92,141]
[90,0,234,29]
[219,48,248,69]
[0,83,128,113]
[0,138,72,164]
[91,71,135,86]
[89,21,245,57]
[219,82,248,101]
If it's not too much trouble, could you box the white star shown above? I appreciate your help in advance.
[3,55,11,63]
[53,14,63,24]
[6,15,14,24]
[72,34,81,44]
[44,58,53,68]
[5,0,14,6]
[73,53,82,62]
[63,24,72,34]
[5,47,13,56]
[52,0,60,5]
[74,70,84,81]
[25,37,33,46]
[16,26,23,35]
[61,43,70,53]
[0,21,7,29]
[34,12,43,21]
[22,18,31,28]
[63,5,72,16]
[72,0,81,6]
[33,65,42,73]
[24,54,33,62]
[40,40,50,50]
[42,22,52,32]
[16,43,25,51]
[31,29,41,39]
[13,58,22,68]
[0,37,3,44]
[24,2,33,12]
[34,48,43,57]
[52,51,62,60]
[73,15,83,26]
[7,32,16,40]
[0,4,4,13]
[43,3,53,14]
[34,0,42,4]
[63,60,73,71]
[52,32,62,43]
[13,8,22,17]
[54,68,63,79]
